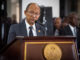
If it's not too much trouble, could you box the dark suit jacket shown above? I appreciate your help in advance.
[7,20,45,44]
[60,25,73,36]
[53,27,62,36]
[60,25,80,52]
[60,25,80,36]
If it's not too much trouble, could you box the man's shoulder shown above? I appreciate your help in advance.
[60,25,70,32]
[11,23,20,27]
[62,25,70,29]
[11,20,25,27]
[36,21,44,26]
[36,22,45,29]
[9,24,19,31]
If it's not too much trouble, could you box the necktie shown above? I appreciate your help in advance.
[29,26,33,36]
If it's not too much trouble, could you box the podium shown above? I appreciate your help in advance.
[0,36,79,60]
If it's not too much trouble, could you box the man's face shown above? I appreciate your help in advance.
[54,19,61,29]
[70,15,78,26]
[24,4,40,25]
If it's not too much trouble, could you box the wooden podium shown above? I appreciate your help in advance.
[0,36,79,60]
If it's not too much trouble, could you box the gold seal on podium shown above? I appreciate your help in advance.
[44,44,62,60]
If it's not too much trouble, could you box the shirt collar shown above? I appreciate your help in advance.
[25,19,36,30]
[69,24,76,29]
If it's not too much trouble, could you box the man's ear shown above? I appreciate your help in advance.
[24,10,27,15]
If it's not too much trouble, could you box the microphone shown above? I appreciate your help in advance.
[36,21,47,36]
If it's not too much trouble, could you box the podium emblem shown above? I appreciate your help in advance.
[44,43,62,60]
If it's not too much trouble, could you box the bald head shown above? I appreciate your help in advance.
[26,3,40,12]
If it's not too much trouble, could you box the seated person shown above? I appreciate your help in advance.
[53,17,62,36]
[7,3,45,44]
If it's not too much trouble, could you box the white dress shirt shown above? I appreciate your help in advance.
[25,19,37,36]
[69,24,76,36]
[54,29,59,36]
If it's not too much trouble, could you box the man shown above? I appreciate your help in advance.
[53,17,62,36]
[7,3,45,44]
[60,12,80,54]
[60,12,80,36]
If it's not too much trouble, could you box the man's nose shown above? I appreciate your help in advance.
[32,14,36,18]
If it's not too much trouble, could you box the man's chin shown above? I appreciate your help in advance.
[30,22,35,25]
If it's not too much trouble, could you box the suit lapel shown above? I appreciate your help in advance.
[67,25,73,35]
[20,20,27,36]
[36,23,42,36]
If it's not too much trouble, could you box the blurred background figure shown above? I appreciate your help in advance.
[11,14,17,24]
[53,17,62,36]
[60,12,79,36]
[0,13,11,48]
[60,12,80,54]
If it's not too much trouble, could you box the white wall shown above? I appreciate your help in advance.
[22,0,59,19]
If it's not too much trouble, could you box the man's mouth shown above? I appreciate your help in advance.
[31,19,35,22]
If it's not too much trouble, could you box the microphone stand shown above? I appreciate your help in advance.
[42,7,47,36]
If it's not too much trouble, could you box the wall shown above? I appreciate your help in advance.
[7,0,11,17]
[21,0,59,19]
[78,0,80,24]
[7,0,19,23]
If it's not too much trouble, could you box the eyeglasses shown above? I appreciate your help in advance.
[27,11,40,16]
